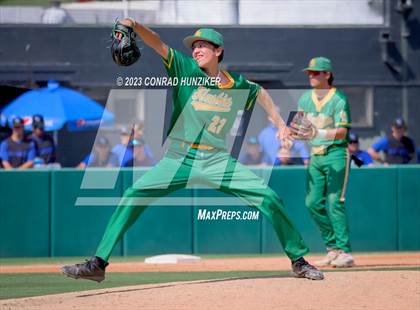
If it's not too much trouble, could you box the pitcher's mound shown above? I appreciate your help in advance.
[2,270,419,310]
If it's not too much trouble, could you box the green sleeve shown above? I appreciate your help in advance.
[244,81,261,110]
[334,98,352,128]
[162,47,196,78]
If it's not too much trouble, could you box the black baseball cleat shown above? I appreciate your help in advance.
[61,256,109,283]
[291,257,324,280]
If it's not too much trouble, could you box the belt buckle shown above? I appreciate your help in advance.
[312,146,326,155]
[190,143,214,151]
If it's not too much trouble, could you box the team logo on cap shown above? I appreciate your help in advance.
[194,30,202,37]
[309,58,317,67]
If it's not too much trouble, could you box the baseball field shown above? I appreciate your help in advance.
[1,252,419,310]
[1,1,420,310]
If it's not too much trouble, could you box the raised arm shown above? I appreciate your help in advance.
[256,87,294,145]
[257,87,286,132]
[119,18,169,59]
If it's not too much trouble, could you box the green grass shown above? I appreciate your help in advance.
[0,271,289,300]
[1,267,419,300]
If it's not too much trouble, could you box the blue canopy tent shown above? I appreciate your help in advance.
[1,81,114,131]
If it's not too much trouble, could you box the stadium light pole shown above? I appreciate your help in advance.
[396,0,413,125]
[25,43,34,89]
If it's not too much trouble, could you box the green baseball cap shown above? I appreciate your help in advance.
[183,28,224,49]
[303,57,333,72]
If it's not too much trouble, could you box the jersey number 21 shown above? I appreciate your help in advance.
[208,115,227,134]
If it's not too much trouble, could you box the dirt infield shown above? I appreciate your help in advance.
[1,252,419,273]
[1,271,419,310]
[1,253,419,310]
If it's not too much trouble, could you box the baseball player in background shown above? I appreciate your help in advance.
[291,57,355,268]
[61,20,325,282]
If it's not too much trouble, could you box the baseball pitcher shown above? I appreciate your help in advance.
[61,20,324,281]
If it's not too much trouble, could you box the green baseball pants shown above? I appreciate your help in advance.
[305,145,352,253]
[96,141,309,261]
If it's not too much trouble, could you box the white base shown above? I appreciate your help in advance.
[144,254,202,264]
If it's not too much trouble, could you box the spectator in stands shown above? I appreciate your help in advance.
[77,136,119,168]
[29,114,56,165]
[417,147,420,163]
[348,132,373,166]
[41,1,73,24]
[0,120,12,168]
[113,123,154,166]
[0,116,11,144]
[259,113,309,165]
[112,126,132,166]
[123,139,156,167]
[0,117,36,169]
[274,146,293,166]
[274,142,310,166]
[132,121,154,159]
[239,136,263,165]
[368,118,415,164]
[259,112,281,165]
[132,122,145,140]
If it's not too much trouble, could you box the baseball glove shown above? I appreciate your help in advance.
[289,112,317,140]
[111,20,141,66]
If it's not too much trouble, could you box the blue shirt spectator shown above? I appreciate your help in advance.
[368,118,415,164]
[0,117,36,169]
[81,152,119,168]
[113,143,132,166]
[259,123,309,165]
[112,126,132,165]
[352,150,373,166]
[239,136,263,165]
[259,123,279,165]
[348,132,373,166]
[115,142,155,167]
[29,114,56,164]
[417,147,420,163]
[78,136,119,168]
[124,139,156,167]
[112,126,153,166]
[273,142,310,166]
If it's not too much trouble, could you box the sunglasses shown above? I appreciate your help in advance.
[192,41,217,50]
[306,70,323,77]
